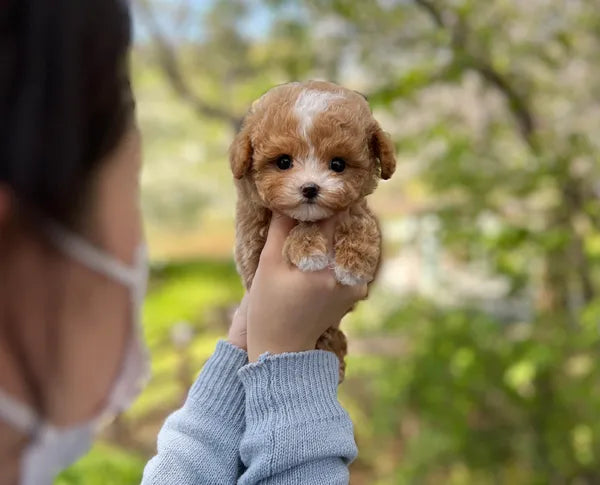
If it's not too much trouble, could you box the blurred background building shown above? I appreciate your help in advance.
[58,1,600,484]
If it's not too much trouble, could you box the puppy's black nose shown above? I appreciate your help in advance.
[301,183,320,200]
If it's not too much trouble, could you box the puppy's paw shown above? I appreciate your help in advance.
[333,220,379,287]
[283,223,329,272]
[333,244,375,286]
[297,253,330,272]
[334,265,370,286]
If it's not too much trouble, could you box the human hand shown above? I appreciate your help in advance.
[245,212,367,362]
[227,293,248,351]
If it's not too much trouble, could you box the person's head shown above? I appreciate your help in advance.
[0,0,146,477]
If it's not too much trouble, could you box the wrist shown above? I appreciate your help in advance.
[238,350,346,426]
[247,338,316,362]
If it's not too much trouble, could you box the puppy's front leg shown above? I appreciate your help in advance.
[334,207,381,286]
[284,221,350,383]
[283,222,330,271]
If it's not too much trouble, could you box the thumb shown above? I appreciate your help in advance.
[261,212,296,262]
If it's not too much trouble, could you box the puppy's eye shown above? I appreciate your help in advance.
[276,155,293,170]
[330,157,346,173]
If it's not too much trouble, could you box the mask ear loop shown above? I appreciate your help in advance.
[0,388,38,434]
[42,222,137,287]
[40,222,151,423]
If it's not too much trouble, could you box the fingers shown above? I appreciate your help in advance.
[339,280,367,299]
[261,212,296,263]
[229,293,249,350]
[236,293,249,316]
[313,268,368,301]
[354,284,369,301]
[231,293,249,329]
[333,283,368,325]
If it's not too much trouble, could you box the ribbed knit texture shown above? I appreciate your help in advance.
[142,342,357,485]
[237,350,357,484]
[142,340,248,484]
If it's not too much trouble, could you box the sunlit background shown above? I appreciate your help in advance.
[58,0,600,483]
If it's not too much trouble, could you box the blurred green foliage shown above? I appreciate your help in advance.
[351,301,600,483]
[62,0,600,483]
[56,443,145,485]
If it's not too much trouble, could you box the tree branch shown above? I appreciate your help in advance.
[414,0,445,28]
[135,0,242,129]
[471,60,536,145]
[413,0,537,150]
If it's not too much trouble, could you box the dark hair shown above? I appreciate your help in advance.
[0,0,134,226]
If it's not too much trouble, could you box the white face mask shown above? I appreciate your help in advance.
[0,223,151,485]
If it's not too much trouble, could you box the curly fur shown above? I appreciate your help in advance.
[230,81,396,382]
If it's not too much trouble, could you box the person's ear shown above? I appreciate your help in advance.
[370,125,396,180]
[229,121,253,179]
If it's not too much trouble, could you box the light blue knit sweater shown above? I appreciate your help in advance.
[141,340,358,484]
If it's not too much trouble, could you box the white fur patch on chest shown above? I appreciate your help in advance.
[294,89,344,139]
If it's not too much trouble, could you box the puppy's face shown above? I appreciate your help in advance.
[230,81,396,222]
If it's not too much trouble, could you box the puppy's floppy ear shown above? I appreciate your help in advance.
[354,90,368,101]
[229,122,253,179]
[370,125,396,180]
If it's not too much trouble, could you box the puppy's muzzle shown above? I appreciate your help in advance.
[301,183,320,200]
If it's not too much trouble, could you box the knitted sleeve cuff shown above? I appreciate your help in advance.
[237,350,348,434]
[186,340,248,419]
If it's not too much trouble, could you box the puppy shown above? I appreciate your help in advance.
[230,80,396,381]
